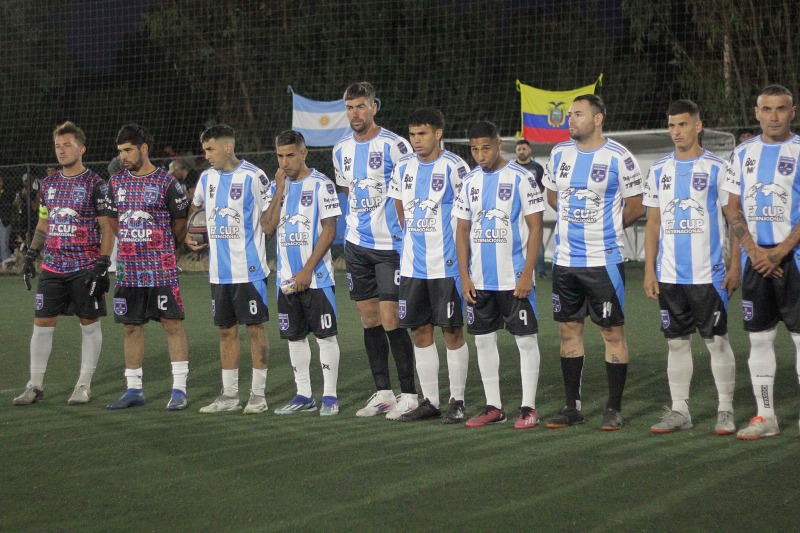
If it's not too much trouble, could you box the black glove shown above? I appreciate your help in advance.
[22,248,40,290]
[84,255,111,297]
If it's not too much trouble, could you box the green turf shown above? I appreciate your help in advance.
[1,266,799,532]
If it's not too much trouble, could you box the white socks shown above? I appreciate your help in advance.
[667,337,692,415]
[251,368,267,397]
[78,321,102,388]
[515,334,540,408]
[222,368,239,397]
[446,343,469,402]
[705,335,735,412]
[29,325,55,388]
[475,332,501,408]
[288,338,313,398]
[414,343,440,407]
[748,328,777,418]
[171,361,189,393]
[125,367,143,390]
[317,336,340,398]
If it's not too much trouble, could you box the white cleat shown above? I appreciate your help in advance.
[243,392,269,414]
[13,385,44,406]
[199,391,241,413]
[736,416,780,440]
[67,384,91,405]
[355,390,396,417]
[385,393,419,421]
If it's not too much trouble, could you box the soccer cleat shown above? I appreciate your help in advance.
[320,396,339,416]
[466,405,507,427]
[199,391,241,413]
[442,398,467,424]
[546,406,585,428]
[399,398,442,422]
[67,384,91,405]
[385,393,419,420]
[355,390,397,417]
[514,406,539,429]
[736,416,780,440]
[12,385,44,406]
[714,411,736,436]
[107,389,146,410]
[243,391,268,414]
[274,395,317,414]
[600,407,624,431]
[650,408,693,434]
[166,389,188,411]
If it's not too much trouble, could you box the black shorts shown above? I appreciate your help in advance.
[344,242,400,302]
[741,253,800,333]
[658,282,727,339]
[277,286,338,341]
[466,290,538,336]
[398,277,463,329]
[552,264,625,327]
[113,285,185,324]
[211,280,269,327]
[35,269,107,319]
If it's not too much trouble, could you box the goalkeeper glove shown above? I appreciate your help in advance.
[84,255,111,297]
[22,247,40,290]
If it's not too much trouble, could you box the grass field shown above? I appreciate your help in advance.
[1,265,799,532]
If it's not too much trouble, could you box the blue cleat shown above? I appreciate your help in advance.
[320,396,339,416]
[274,395,317,415]
[166,389,188,411]
[107,389,146,410]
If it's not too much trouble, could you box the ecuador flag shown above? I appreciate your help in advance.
[517,76,602,143]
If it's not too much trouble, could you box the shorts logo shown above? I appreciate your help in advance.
[144,186,159,204]
[301,190,314,207]
[369,152,382,170]
[778,156,795,176]
[466,306,474,325]
[114,298,127,316]
[624,157,635,171]
[229,183,243,200]
[590,164,608,182]
[692,173,709,191]
[72,186,87,203]
[431,174,444,192]
[552,294,562,313]
[211,299,216,317]
[742,300,754,321]
[326,183,335,195]
[398,300,407,319]
[35,294,44,311]
[278,313,290,331]
[137,271,155,287]
[498,183,512,201]
[660,310,670,329]
[347,273,353,292]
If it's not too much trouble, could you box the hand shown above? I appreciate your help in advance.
[84,255,111,297]
[513,270,534,299]
[274,168,287,189]
[643,269,659,300]
[462,277,477,305]
[748,244,784,278]
[22,248,39,290]
[721,267,741,297]
[184,236,208,252]
[294,268,312,292]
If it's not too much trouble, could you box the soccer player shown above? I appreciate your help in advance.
[455,121,545,428]
[332,82,417,419]
[262,130,342,416]
[516,139,548,278]
[543,94,645,431]
[14,121,116,406]
[643,100,739,435]
[186,124,273,414]
[722,84,800,440]
[386,108,471,423]
[105,124,192,411]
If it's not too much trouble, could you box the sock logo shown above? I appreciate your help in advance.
[760,385,770,408]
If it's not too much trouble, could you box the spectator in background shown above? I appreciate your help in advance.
[14,175,40,248]
[108,155,122,178]
[516,139,548,278]
[168,160,199,199]
[738,129,755,145]
[0,175,17,265]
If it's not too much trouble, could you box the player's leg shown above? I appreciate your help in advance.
[465,291,506,427]
[162,317,189,411]
[435,277,468,423]
[200,285,243,413]
[500,290,541,429]
[776,257,800,433]
[314,287,340,416]
[68,271,106,406]
[376,257,416,399]
[107,287,148,410]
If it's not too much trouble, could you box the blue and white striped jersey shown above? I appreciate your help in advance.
[722,134,800,248]
[273,169,341,289]
[333,128,412,252]
[388,150,470,279]
[643,151,729,284]
[543,139,643,267]
[193,160,272,284]
[454,162,545,291]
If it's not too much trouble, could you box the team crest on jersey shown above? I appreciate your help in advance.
[660,310,670,329]
[301,190,314,207]
[72,186,87,203]
[399,143,408,154]
[326,183,335,195]
[35,294,44,311]
[778,156,795,176]
[590,164,608,183]
[141,186,158,204]
[624,157,635,171]
[278,313,290,331]
[692,173,709,191]
[347,273,353,292]
[398,300,407,319]
[458,166,467,179]
[498,183,512,201]
[431,174,445,192]
[229,183,243,200]
[369,152,382,169]
[113,298,127,316]
[466,306,474,325]
[552,294,562,313]
[742,300,754,321]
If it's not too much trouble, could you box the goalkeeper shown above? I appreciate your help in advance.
[13,121,117,407]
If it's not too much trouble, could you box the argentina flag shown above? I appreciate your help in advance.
[291,91,350,147]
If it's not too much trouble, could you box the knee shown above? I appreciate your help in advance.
[600,326,624,346]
